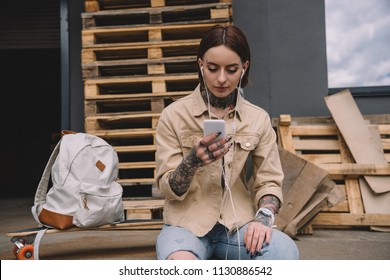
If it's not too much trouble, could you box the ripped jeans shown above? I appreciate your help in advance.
[156,223,299,260]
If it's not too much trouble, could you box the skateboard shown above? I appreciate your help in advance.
[7,219,164,260]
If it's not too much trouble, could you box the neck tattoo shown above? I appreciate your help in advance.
[201,87,237,109]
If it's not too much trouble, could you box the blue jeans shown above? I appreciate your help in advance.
[156,223,299,260]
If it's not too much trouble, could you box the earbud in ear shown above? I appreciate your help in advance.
[201,66,204,77]
[241,69,245,79]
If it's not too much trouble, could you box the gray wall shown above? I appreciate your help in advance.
[64,0,84,132]
[233,0,330,118]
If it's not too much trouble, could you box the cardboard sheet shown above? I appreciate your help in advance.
[324,90,390,193]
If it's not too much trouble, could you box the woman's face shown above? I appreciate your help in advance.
[199,45,248,98]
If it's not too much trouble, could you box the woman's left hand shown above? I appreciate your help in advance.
[244,221,273,256]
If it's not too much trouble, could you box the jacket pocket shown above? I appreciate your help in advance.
[234,135,259,153]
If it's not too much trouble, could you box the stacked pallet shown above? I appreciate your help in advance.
[274,113,390,233]
[81,0,233,219]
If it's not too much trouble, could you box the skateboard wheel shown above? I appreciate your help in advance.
[17,244,34,260]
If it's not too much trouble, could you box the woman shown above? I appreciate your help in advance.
[155,24,299,260]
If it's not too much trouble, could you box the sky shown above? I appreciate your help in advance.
[325,0,390,88]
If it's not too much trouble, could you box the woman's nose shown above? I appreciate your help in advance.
[218,70,227,83]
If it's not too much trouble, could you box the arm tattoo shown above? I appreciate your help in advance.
[258,195,281,214]
[254,195,280,227]
[169,148,200,196]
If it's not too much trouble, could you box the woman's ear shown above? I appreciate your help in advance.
[198,59,204,76]
[243,60,249,73]
[198,58,203,69]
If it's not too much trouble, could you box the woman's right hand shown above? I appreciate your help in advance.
[193,132,232,166]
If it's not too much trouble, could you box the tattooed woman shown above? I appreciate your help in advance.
[155,25,299,260]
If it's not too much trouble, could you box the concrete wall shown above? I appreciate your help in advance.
[64,0,84,132]
[233,0,330,118]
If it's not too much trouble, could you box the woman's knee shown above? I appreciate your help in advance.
[167,250,198,260]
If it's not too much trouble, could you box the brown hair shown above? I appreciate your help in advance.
[197,25,251,87]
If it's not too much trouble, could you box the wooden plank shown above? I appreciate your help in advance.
[299,154,341,164]
[278,115,295,153]
[311,213,390,227]
[118,178,156,184]
[122,199,164,210]
[292,139,340,151]
[119,161,156,169]
[114,145,156,153]
[324,89,390,193]
[338,132,364,214]
[290,125,338,136]
[89,128,155,139]
[318,163,390,176]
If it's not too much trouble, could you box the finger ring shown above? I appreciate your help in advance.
[204,146,209,153]
[208,151,215,159]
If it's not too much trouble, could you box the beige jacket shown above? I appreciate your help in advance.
[155,85,284,237]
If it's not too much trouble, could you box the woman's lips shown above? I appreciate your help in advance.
[214,86,228,93]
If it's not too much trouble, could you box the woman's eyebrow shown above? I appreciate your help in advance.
[206,61,240,67]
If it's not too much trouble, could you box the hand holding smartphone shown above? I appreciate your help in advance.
[203,119,225,144]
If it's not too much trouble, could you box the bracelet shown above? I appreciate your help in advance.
[255,207,275,227]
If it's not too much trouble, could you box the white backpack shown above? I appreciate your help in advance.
[31,132,125,230]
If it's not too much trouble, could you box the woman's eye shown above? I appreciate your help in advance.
[227,69,238,74]
[208,68,217,72]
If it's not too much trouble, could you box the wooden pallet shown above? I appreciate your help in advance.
[81,0,234,217]
[274,114,390,230]
[85,0,232,13]
[82,3,232,29]
[81,23,230,47]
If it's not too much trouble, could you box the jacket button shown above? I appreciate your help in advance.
[220,214,223,219]
[245,142,251,147]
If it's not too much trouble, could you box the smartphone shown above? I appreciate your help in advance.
[203,119,226,144]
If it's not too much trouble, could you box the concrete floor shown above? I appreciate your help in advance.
[1,197,389,260]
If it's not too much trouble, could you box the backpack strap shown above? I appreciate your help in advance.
[33,228,48,260]
[31,140,62,223]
